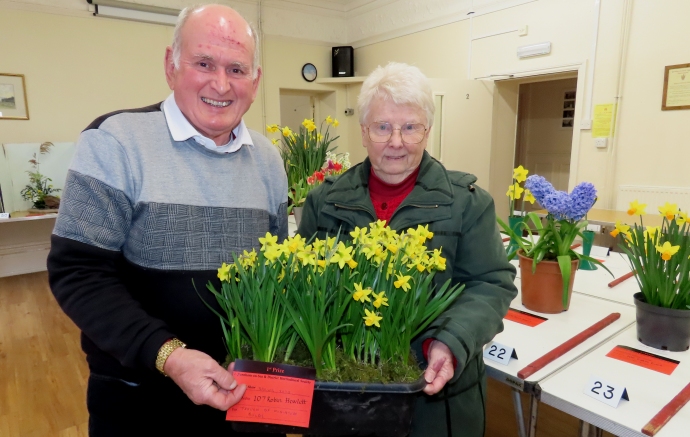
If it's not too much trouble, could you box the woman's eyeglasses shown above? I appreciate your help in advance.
[367,122,427,144]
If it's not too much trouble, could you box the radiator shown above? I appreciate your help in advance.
[617,185,690,212]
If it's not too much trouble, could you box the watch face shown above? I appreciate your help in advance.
[302,63,317,82]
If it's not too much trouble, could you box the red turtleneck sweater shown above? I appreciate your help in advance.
[368,166,420,223]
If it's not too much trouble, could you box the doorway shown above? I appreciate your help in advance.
[279,89,337,134]
[489,70,581,221]
[514,77,577,213]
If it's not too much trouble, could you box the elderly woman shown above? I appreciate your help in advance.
[297,62,517,437]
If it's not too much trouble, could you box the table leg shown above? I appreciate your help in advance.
[511,388,527,437]
[579,421,603,437]
[528,394,539,437]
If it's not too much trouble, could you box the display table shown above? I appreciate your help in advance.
[485,281,636,437]
[572,249,640,307]
[0,211,57,277]
[539,324,690,437]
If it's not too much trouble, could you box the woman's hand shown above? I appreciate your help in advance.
[164,347,247,410]
[423,340,455,395]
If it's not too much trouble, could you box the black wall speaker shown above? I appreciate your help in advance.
[332,46,354,77]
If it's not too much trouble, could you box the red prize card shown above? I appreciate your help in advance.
[226,360,316,428]
[504,308,548,327]
[606,345,680,375]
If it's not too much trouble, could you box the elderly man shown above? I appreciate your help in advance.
[47,4,287,435]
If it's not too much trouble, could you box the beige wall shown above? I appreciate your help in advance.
[353,0,690,213]
[0,8,172,144]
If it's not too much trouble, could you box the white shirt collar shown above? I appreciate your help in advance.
[162,93,253,154]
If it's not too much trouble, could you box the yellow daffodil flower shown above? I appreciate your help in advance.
[627,200,647,216]
[302,118,317,132]
[259,232,278,251]
[372,291,389,308]
[430,248,447,271]
[353,283,372,303]
[363,309,382,327]
[658,202,678,221]
[523,189,536,204]
[513,165,529,183]
[217,262,231,281]
[347,259,358,269]
[644,226,661,242]
[282,126,293,137]
[332,119,339,128]
[655,241,680,261]
[506,184,524,200]
[271,138,279,145]
[239,249,257,269]
[266,124,279,133]
[394,273,412,291]
[677,211,688,226]
[350,226,367,243]
[329,242,354,269]
[610,221,630,238]
[326,115,333,125]
[296,246,317,266]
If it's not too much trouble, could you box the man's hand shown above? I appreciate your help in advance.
[423,340,455,396]
[164,347,246,410]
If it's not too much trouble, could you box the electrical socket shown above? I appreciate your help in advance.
[594,138,608,148]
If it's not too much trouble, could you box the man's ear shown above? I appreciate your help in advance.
[164,47,176,90]
[251,66,263,100]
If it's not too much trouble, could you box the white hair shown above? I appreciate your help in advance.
[171,4,260,79]
[357,62,435,127]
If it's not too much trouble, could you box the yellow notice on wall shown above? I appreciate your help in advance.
[592,104,616,138]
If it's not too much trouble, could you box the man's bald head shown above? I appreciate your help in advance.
[171,4,260,79]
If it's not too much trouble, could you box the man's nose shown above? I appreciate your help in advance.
[211,69,229,94]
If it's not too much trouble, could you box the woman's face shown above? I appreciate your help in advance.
[361,97,429,184]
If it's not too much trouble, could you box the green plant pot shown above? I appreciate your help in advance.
[506,215,523,256]
[579,230,598,270]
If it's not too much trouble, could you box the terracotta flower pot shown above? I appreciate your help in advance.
[293,206,304,227]
[518,251,579,314]
[634,292,690,352]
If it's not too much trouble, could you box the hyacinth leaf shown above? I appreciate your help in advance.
[557,255,572,308]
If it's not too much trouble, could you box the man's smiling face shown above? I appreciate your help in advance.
[165,5,261,146]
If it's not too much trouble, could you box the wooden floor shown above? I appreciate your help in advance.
[0,272,615,437]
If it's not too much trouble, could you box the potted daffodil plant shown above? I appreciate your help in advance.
[498,175,610,313]
[611,200,690,351]
[201,221,464,435]
[505,165,536,255]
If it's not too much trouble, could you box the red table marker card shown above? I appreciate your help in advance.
[504,308,548,327]
[226,360,316,428]
[606,345,680,375]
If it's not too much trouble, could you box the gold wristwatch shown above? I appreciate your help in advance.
[155,338,186,376]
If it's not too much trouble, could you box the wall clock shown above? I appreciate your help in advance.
[302,63,317,82]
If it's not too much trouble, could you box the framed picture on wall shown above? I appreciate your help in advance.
[661,63,690,110]
[0,73,29,120]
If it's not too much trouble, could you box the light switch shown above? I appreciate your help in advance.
[594,138,608,148]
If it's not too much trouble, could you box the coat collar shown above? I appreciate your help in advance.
[325,151,456,209]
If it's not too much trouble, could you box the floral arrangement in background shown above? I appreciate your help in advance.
[20,142,61,210]
[267,116,340,212]
[203,220,464,380]
[498,174,608,306]
[611,200,690,309]
[506,165,536,218]
[288,151,352,212]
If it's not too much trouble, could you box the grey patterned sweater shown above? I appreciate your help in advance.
[47,103,288,381]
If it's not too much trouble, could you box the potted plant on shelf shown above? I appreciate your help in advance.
[267,116,341,217]
[504,165,536,256]
[498,175,609,313]
[202,221,464,436]
[20,142,61,212]
[612,200,690,351]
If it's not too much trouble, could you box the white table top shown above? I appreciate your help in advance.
[288,214,297,237]
[485,281,636,392]
[572,249,640,307]
[539,324,690,437]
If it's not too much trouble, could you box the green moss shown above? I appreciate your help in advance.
[223,342,423,384]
